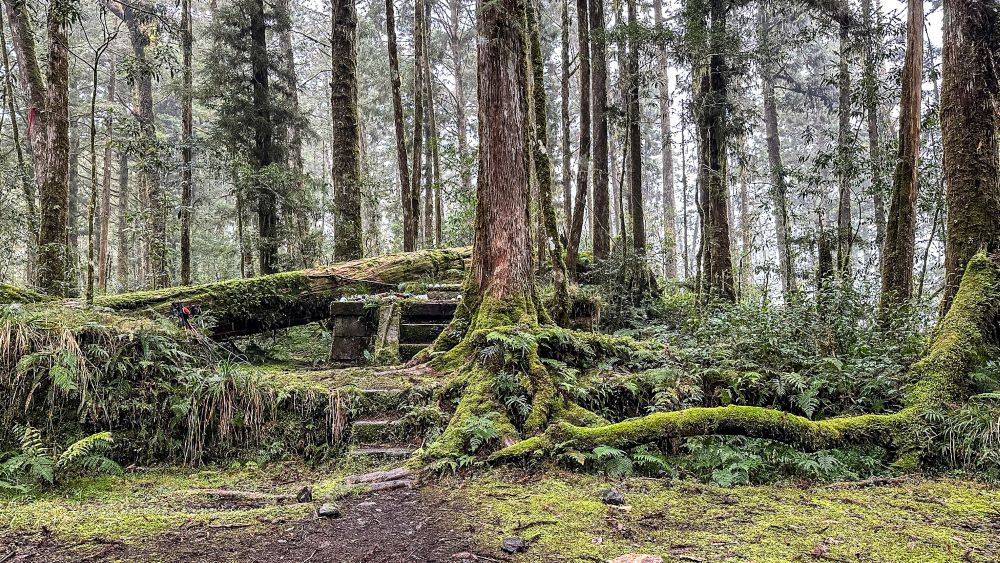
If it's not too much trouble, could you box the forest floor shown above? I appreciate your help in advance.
[2,461,999,562]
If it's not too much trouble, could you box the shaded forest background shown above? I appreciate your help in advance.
[0,0,967,311]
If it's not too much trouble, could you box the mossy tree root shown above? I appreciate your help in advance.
[436,253,1000,468]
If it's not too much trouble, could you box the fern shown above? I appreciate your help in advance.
[461,414,501,453]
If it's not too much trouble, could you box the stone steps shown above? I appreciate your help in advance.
[350,417,417,445]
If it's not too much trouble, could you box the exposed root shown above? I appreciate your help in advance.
[420,253,1000,469]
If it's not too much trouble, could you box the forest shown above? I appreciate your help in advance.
[0,0,999,560]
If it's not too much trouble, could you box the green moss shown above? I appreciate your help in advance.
[452,468,1000,562]
[0,465,326,542]
[0,283,47,304]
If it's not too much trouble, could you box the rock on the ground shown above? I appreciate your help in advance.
[501,537,527,554]
[318,503,341,518]
[297,487,312,503]
[609,555,663,563]
[600,489,625,506]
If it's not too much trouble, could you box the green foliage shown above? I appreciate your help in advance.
[461,413,503,454]
[652,284,926,419]
[557,444,669,480]
[680,436,886,487]
[1,427,122,493]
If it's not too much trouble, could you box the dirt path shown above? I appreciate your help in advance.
[1,487,481,563]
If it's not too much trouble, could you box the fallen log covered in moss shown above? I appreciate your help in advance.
[93,247,470,339]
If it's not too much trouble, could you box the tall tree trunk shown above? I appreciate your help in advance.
[275,0,311,266]
[331,0,363,261]
[0,6,38,282]
[528,0,570,325]
[565,0,591,278]
[98,56,114,292]
[654,0,676,278]
[466,0,538,321]
[2,0,55,291]
[115,152,130,288]
[559,0,572,229]
[86,38,111,302]
[180,0,193,285]
[68,127,80,283]
[37,4,72,296]
[425,2,443,247]
[695,0,735,301]
[681,116,690,278]
[861,0,885,251]
[449,0,471,202]
[110,1,167,288]
[759,6,794,297]
[940,0,1000,314]
[386,0,414,251]
[625,0,645,257]
[589,0,610,260]
[250,0,279,274]
[835,11,852,278]
[879,0,922,309]
[421,0,437,247]
[410,0,426,248]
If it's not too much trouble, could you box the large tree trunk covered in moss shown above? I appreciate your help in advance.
[3,0,74,296]
[939,0,1000,314]
[419,0,556,460]
[94,248,470,339]
[694,0,735,301]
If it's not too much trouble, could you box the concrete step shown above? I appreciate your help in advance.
[399,322,448,344]
[355,388,417,416]
[399,343,429,361]
[401,301,458,322]
[350,417,412,445]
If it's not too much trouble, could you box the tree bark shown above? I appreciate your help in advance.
[835,12,852,278]
[0,4,38,282]
[97,56,115,292]
[589,0,610,260]
[879,0,922,310]
[4,0,74,296]
[180,0,193,285]
[250,0,280,274]
[560,0,572,230]
[386,0,414,251]
[861,0,885,252]
[528,0,570,325]
[940,0,1000,314]
[275,0,312,267]
[115,152,130,288]
[109,0,167,289]
[625,0,645,259]
[331,0,363,261]
[695,0,735,301]
[566,0,591,279]
[759,7,794,297]
[449,0,471,201]
[654,0,676,278]
[410,0,426,248]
